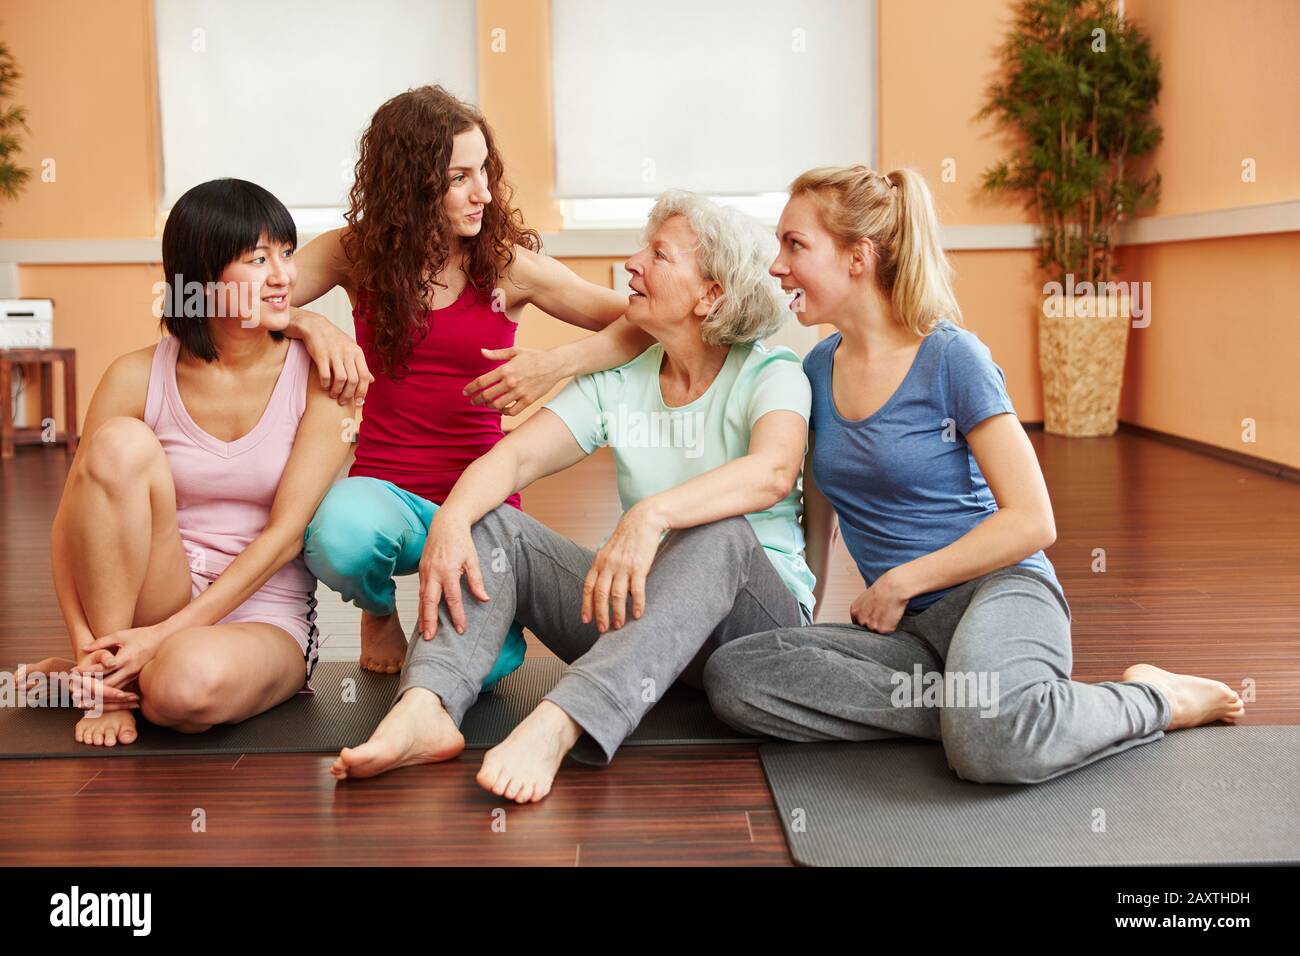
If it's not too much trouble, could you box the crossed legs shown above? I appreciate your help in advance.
[47,417,306,744]
[704,568,1245,785]
[332,503,801,801]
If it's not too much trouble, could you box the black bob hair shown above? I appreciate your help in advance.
[160,178,296,361]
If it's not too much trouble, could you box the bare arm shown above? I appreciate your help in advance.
[508,246,629,332]
[438,408,591,528]
[631,410,807,534]
[464,316,655,412]
[882,413,1056,605]
[583,409,808,632]
[289,227,354,308]
[548,317,656,378]
[159,376,357,636]
[800,431,840,618]
[461,248,653,413]
[416,408,590,638]
[273,227,373,404]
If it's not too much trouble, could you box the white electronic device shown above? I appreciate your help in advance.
[0,299,54,349]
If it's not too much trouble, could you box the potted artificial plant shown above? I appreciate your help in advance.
[978,0,1161,437]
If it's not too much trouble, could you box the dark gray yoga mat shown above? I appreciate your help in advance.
[760,727,1300,866]
[0,658,752,759]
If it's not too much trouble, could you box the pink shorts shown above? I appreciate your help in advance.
[189,570,320,694]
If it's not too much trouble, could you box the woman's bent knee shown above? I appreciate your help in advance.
[942,710,1054,785]
[702,641,765,731]
[139,637,232,726]
[303,479,393,583]
[79,417,164,489]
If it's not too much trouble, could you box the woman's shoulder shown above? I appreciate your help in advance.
[734,340,812,396]
[282,336,332,408]
[926,321,1007,396]
[560,342,658,414]
[801,331,838,370]
[931,319,993,364]
[738,338,804,374]
[95,342,163,420]
[107,342,163,386]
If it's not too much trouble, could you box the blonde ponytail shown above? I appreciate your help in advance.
[789,165,961,335]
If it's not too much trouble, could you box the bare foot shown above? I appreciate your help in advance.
[1123,663,1246,730]
[360,610,409,674]
[20,656,78,676]
[476,701,583,804]
[331,687,464,780]
[17,657,78,704]
[75,709,138,747]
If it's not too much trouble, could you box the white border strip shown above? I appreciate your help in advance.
[2,201,1297,264]
[1121,199,1300,245]
[539,225,1048,257]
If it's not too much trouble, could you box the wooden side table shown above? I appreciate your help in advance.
[0,347,78,459]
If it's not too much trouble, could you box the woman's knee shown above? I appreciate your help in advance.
[702,637,769,729]
[139,634,232,727]
[941,705,1053,785]
[303,479,397,582]
[78,417,164,491]
[665,515,754,557]
[688,514,751,541]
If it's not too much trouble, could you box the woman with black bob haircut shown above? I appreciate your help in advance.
[32,178,357,748]
[158,177,296,357]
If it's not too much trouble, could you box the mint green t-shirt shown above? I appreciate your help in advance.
[543,339,816,619]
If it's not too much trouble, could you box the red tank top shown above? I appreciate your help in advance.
[348,283,522,510]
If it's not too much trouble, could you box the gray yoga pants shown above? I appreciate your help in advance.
[702,566,1174,785]
[394,502,804,764]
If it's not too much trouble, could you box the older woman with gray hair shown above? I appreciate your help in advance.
[332,190,815,801]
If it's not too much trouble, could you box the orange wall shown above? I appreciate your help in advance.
[1118,232,1300,466]
[879,0,1023,227]
[877,0,1044,420]
[878,0,1298,468]
[3,0,1296,468]
[1117,0,1300,468]
[1125,0,1300,216]
[0,0,159,239]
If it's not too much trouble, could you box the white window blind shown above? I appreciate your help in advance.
[551,0,874,201]
[154,0,478,211]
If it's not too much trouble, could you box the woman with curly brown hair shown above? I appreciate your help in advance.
[283,85,652,688]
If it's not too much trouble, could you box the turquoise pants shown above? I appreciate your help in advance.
[302,476,527,690]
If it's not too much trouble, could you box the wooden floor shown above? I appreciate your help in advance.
[1,430,1297,865]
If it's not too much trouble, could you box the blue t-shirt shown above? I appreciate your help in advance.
[805,320,1060,611]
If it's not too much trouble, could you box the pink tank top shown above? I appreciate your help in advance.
[143,334,316,595]
[348,283,523,509]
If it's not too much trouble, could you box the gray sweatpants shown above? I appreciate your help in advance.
[702,566,1174,785]
[395,503,803,764]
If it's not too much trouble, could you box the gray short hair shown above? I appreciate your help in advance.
[642,190,786,345]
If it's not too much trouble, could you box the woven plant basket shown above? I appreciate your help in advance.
[1039,293,1130,437]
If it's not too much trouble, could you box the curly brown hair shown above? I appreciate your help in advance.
[341,85,541,379]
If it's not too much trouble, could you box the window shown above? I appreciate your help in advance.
[153,0,478,216]
[550,0,875,227]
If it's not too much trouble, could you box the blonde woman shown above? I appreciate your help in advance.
[702,165,1245,784]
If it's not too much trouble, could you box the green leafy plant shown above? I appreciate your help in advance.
[978,0,1161,286]
[0,36,31,216]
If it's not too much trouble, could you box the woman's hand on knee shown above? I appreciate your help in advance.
[582,508,659,632]
[417,512,489,640]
